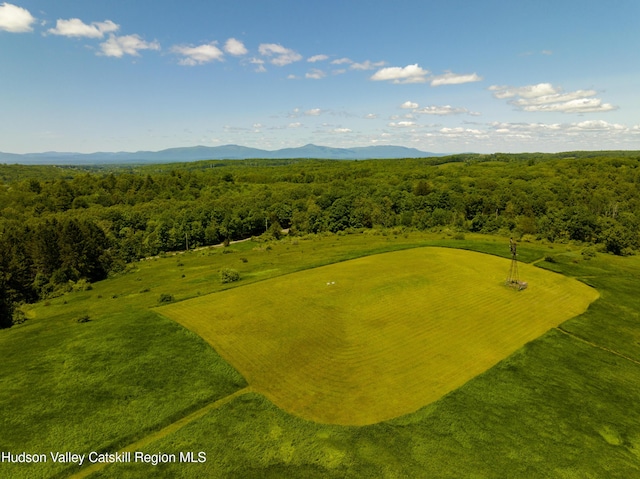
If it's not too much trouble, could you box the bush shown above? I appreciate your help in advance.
[12,309,27,325]
[71,279,92,292]
[158,293,174,303]
[220,268,240,284]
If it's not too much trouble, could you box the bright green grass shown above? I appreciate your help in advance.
[3,230,511,478]
[91,329,640,479]
[0,309,245,479]
[3,231,639,478]
[92,247,640,479]
[158,247,597,425]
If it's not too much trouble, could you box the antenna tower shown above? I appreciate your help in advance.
[506,238,527,290]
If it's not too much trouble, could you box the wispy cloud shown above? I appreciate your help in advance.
[416,105,470,115]
[430,72,482,86]
[48,18,118,38]
[331,57,352,65]
[400,101,474,116]
[99,34,160,58]
[249,57,266,72]
[287,108,323,118]
[371,64,429,84]
[388,121,417,128]
[172,42,224,66]
[258,43,302,66]
[306,69,326,80]
[351,60,385,71]
[438,127,484,137]
[490,83,617,113]
[0,2,35,32]
[520,50,554,57]
[307,54,328,63]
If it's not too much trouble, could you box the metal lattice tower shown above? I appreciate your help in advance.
[506,238,527,290]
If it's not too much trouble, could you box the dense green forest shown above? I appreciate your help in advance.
[1,151,639,328]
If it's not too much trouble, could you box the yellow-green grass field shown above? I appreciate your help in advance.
[158,247,598,426]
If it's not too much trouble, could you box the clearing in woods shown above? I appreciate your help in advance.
[158,247,598,425]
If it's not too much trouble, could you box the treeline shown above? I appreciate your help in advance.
[1,153,640,327]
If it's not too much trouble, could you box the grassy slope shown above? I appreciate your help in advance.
[159,247,596,426]
[93,243,640,479]
[2,231,639,478]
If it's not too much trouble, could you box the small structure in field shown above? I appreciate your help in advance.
[506,238,528,290]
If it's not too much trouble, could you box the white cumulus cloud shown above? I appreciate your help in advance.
[521,98,616,113]
[305,108,322,116]
[258,43,302,66]
[48,18,118,38]
[401,101,419,109]
[490,83,558,99]
[224,37,247,56]
[334,128,352,133]
[331,57,352,65]
[571,120,626,131]
[371,64,429,84]
[430,72,482,86]
[172,42,224,66]
[0,2,35,32]
[511,89,598,106]
[99,34,160,58]
[490,83,618,113]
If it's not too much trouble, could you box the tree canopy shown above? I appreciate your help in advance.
[2,151,639,327]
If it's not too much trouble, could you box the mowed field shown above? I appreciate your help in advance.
[158,247,598,425]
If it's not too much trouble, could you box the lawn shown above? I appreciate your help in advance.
[2,231,638,478]
[158,247,598,425]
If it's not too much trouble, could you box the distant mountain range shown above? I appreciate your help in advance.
[0,144,444,165]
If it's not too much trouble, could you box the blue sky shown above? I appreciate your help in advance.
[1,0,639,154]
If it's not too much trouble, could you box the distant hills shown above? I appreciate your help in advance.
[0,144,444,165]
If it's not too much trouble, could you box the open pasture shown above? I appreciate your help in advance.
[159,247,598,425]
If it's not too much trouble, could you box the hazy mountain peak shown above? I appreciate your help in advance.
[0,144,443,165]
